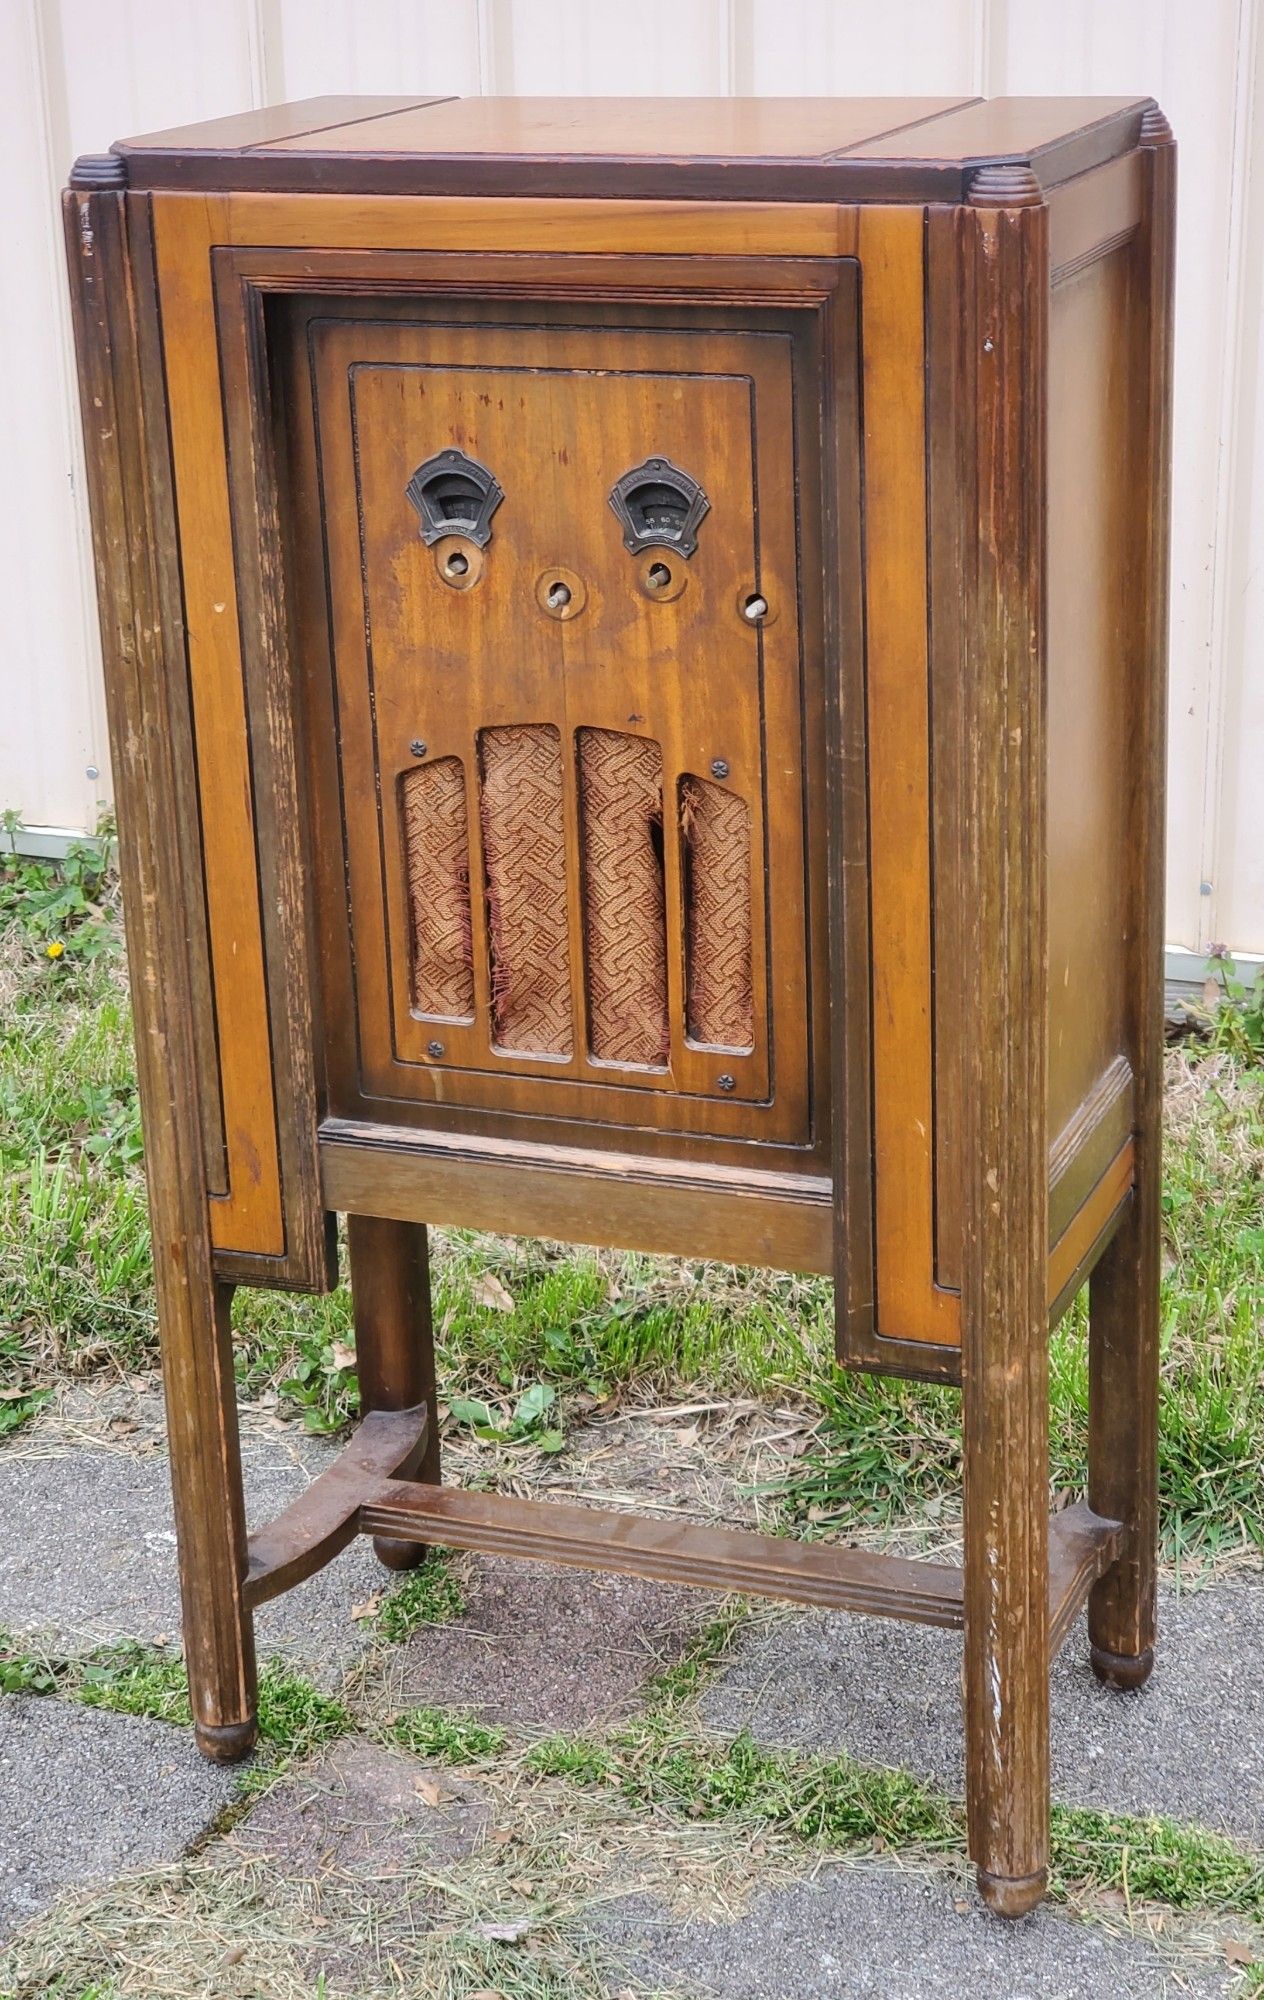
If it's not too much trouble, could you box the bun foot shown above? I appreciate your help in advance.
[373,1534,428,1571]
[1090,1642,1154,1691]
[976,1867,1047,1918]
[194,1716,257,1763]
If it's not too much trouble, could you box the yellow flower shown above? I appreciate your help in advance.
[45,939,64,960]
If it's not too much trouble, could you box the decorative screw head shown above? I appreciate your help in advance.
[710,758,730,781]
[717,1073,736,1093]
[410,739,427,758]
[427,1039,445,1059]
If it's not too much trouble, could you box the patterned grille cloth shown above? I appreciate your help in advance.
[478,724,574,1054]
[578,728,669,1066]
[680,774,754,1051]
[399,758,474,1018]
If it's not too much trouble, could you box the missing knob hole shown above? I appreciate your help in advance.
[444,550,469,578]
[647,561,672,590]
[547,580,572,610]
[742,593,769,623]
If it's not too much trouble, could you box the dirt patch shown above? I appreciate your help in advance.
[373,1554,714,1732]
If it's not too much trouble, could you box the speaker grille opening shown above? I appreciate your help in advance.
[478,724,573,1055]
[680,774,754,1051]
[399,757,474,1020]
[578,728,669,1067]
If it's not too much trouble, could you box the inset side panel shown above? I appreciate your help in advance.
[841,205,960,1366]
[151,197,287,1262]
[1045,227,1144,1239]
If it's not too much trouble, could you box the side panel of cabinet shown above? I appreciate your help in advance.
[152,194,332,1287]
[1044,230,1143,1240]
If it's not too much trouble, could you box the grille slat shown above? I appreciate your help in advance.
[578,728,669,1067]
[399,757,474,1020]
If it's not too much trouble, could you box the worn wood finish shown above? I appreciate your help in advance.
[69,98,1172,1917]
[347,1217,440,1570]
[959,168,1052,1919]
[115,95,1150,205]
[856,206,960,1354]
[149,196,286,1266]
[321,1119,834,1273]
[164,189,860,261]
[63,185,257,1760]
[239,1408,1117,1645]
[308,315,803,1131]
[1047,1139,1135,1310]
[367,1481,968,1623]
[211,259,336,1291]
[1087,110,1176,1693]
[1046,1503,1126,1660]
[244,1404,429,1606]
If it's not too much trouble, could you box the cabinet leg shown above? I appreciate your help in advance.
[961,1308,1051,1917]
[1087,1176,1159,1690]
[162,1274,258,1762]
[348,1215,440,1571]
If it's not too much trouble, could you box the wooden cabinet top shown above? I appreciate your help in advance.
[87,93,1155,203]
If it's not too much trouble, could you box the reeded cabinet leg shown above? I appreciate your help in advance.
[1087,110,1173,1699]
[958,175,1052,1918]
[962,1301,1051,1917]
[161,1274,258,1763]
[63,182,259,1764]
[1087,1179,1159,1690]
[347,1215,441,1570]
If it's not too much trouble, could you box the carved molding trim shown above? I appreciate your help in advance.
[967,161,1043,209]
[1048,1054,1135,1189]
[1140,104,1175,147]
[69,153,128,190]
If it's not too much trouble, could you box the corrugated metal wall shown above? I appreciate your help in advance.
[6,0,1260,962]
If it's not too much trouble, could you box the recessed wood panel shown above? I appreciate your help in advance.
[301,310,816,1154]
[1046,241,1139,1154]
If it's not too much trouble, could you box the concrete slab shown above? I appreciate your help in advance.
[702,1578,1264,1842]
[0,1694,235,1940]
[593,1868,1235,1999]
[0,1401,387,1684]
[381,1554,712,1731]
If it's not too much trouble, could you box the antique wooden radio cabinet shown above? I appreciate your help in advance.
[65,94,1173,1916]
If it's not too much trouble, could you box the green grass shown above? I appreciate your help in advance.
[780,1057,1264,1561]
[388,1703,510,1763]
[522,1715,1264,1931]
[375,1548,467,1639]
[6,1616,1264,1953]
[2,886,1262,1565]
[0,1632,351,1758]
